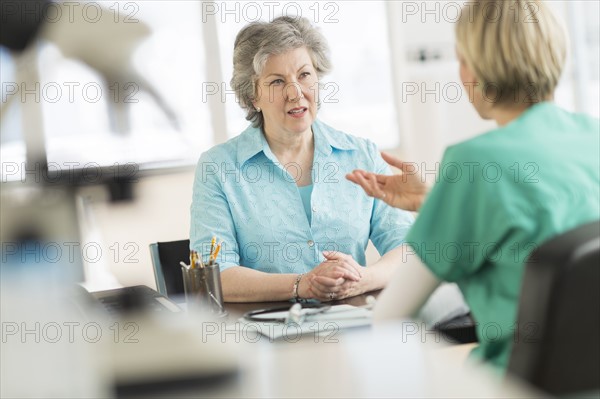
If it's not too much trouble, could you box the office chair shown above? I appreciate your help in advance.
[149,239,190,299]
[507,220,600,396]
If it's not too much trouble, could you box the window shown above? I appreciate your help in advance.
[573,0,599,117]
[1,0,212,178]
[2,0,598,182]
[529,1,599,118]
[0,49,24,164]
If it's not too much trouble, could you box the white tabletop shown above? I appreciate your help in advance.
[141,321,537,398]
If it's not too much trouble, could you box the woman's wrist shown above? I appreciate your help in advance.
[297,273,312,299]
[359,266,378,293]
[292,273,304,300]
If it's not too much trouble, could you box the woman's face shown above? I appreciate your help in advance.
[253,47,319,137]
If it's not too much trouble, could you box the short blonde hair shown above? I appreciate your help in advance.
[455,0,567,105]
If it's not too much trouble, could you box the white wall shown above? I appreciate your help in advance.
[397,61,496,167]
[388,1,496,166]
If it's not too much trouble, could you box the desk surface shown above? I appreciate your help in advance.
[3,285,534,398]
[121,292,532,398]
[129,322,532,399]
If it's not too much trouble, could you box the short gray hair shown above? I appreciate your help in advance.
[231,16,332,128]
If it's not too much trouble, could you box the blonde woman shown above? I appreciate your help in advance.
[348,0,599,369]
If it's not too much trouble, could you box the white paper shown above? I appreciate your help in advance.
[238,304,372,340]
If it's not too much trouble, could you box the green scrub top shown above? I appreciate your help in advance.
[406,102,600,370]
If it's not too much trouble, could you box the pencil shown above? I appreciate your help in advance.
[198,253,205,268]
[196,251,201,268]
[209,236,216,258]
[210,242,222,265]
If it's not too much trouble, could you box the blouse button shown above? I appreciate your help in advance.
[307,240,315,247]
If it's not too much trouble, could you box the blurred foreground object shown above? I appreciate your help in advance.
[110,307,239,395]
[0,184,83,279]
[0,0,177,139]
[0,2,182,395]
[1,241,111,397]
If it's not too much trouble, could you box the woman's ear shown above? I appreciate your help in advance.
[458,56,476,83]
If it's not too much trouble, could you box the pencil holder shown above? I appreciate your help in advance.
[181,263,227,317]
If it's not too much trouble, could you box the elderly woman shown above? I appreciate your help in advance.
[190,16,413,302]
[348,0,599,369]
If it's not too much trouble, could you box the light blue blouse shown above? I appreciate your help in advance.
[190,119,414,273]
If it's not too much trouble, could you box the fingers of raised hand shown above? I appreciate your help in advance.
[349,171,377,197]
[380,151,405,169]
[345,171,361,185]
[351,171,387,201]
